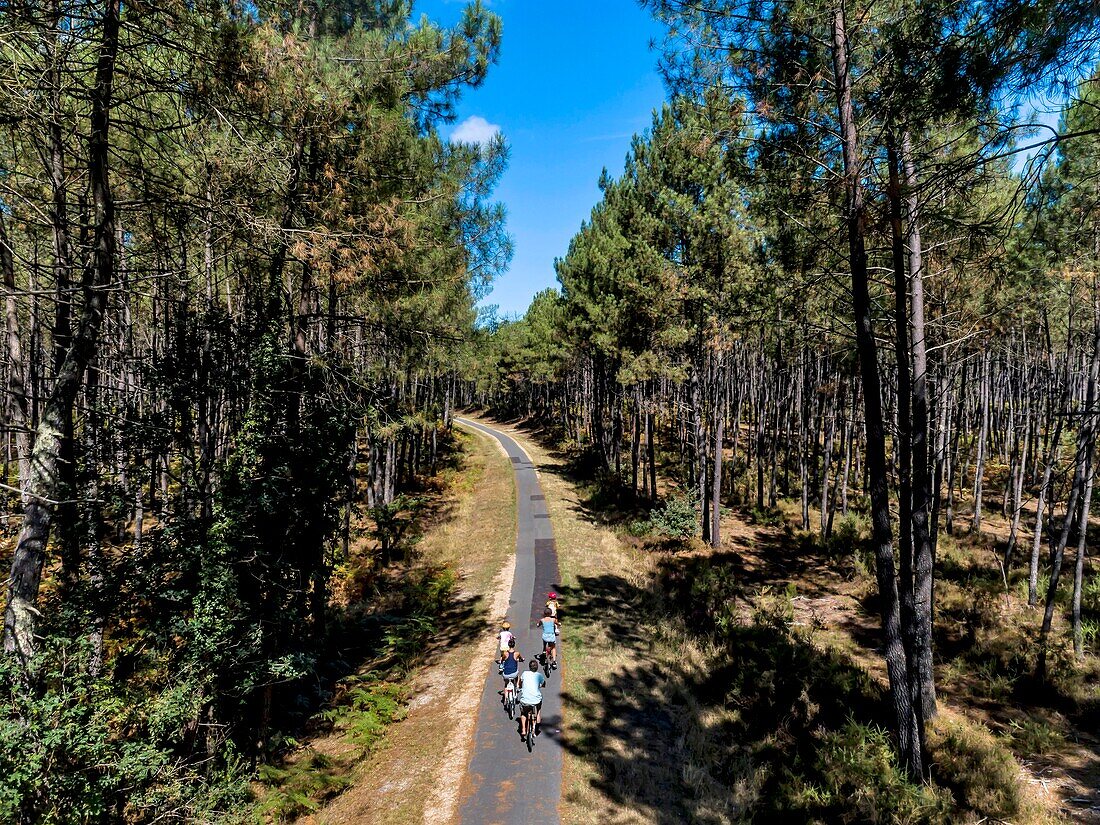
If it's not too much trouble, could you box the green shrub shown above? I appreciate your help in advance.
[1083,572,1100,612]
[0,640,250,824]
[820,512,874,577]
[1081,617,1100,653]
[747,505,783,527]
[969,657,1015,700]
[1019,571,1052,604]
[256,752,353,821]
[929,720,1020,819]
[327,679,408,751]
[751,583,797,633]
[802,720,951,823]
[636,495,698,539]
[1003,718,1066,756]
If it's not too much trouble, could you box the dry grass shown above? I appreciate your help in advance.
[471,418,1096,824]
[473,419,753,824]
[287,427,516,825]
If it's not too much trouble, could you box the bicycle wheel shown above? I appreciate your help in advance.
[525,709,534,752]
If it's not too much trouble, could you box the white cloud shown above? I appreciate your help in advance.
[450,115,501,146]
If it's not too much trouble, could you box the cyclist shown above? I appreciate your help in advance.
[499,637,523,693]
[517,660,546,739]
[498,621,514,656]
[540,607,560,668]
[546,591,560,619]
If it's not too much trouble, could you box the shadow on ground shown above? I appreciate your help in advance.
[264,435,489,746]
[556,564,951,824]
[466,412,1100,821]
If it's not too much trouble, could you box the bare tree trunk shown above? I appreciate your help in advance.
[820,382,837,536]
[946,357,968,534]
[973,350,991,532]
[711,358,724,547]
[889,138,921,754]
[903,130,937,724]
[3,0,121,659]
[1005,375,1033,570]
[1073,460,1095,658]
[0,211,30,493]
[647,402,657,501]
[832,4,920,777]
[841,383,854,516]
[1038,309,1100,681]
[1031,388,1067,607]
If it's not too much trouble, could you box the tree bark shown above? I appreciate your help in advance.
[902,130,936,724]
[3,0,121,659]
[1038,311,1100,681]
[832,3,920,777]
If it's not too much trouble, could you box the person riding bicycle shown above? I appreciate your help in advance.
[517,660,546,739]
[540,607,560,668]
[499,637,523,693]
[546,591,560,619]
[498,621,514,656]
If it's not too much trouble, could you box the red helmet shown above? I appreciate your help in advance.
[547,592,557,600]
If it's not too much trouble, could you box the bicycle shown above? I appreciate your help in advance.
[541,642,558,675]
[501,674,518,719]
[534,650,551,678]
[520,702,537,752]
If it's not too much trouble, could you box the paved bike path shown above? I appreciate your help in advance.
[454,418,562,825]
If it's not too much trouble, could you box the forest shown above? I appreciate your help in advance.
[470,0,1100,814]
[5,0,1100,822]
[0,0,508,820]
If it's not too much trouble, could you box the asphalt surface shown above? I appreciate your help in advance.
[455,418,563,825]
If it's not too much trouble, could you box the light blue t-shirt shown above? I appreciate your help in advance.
[518,670,546,704]
[540,617,557,642]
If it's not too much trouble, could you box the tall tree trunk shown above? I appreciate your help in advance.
[647,402,657,501]
[1073,457,1095,658]
[945,357,968,534]
[1004,375,1033,571]
[1038,311,1100,681]
[711,358,724,547]
[832,4,920,777]
[3,0,121,659]
[1031,377,1068,607]
[0,211,30,494]
[903,130,937,724]
[889,139,922,755]
[632,384,641,493]
[819,381,837,536]
[973,351,991,532]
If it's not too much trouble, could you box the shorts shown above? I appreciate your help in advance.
[542,638,557,650]
[502,673,519,685]
[519,700,542,714]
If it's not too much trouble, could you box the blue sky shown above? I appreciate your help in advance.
[415,0,668,317]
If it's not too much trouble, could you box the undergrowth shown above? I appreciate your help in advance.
[651,548,1048,823]
[254,563,457,821]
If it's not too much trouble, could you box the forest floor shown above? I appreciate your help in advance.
[463,416,1100,824]
[261,416,1100,824]
[254,426,517,824]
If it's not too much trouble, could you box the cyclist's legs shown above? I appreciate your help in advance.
[544,639,557,662]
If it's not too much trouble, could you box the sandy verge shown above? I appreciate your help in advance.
[292,428,516,825]
[422,549,516,825]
